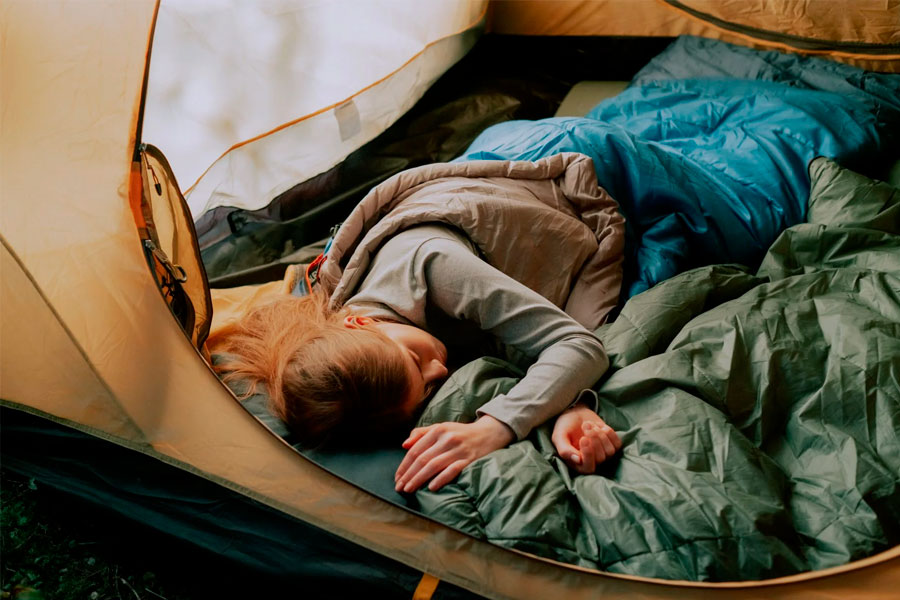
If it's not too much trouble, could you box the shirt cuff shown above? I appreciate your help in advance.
[475,402,528,441]
[567,388,599,413]
[475,388,600,441]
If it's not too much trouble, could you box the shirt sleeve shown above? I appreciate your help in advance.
[414,235,609,440]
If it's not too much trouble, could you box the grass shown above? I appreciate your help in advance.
[1,469,207,600]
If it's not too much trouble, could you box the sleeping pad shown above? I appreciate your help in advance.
[411,157,900,581]
[455,36,900,299]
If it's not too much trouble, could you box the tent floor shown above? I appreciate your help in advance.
[0,407,481,599]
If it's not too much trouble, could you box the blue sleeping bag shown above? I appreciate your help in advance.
[456,36,900,298]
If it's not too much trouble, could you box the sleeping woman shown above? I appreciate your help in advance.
[208,153,625,493]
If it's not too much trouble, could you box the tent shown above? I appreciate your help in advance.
[2,1,898,597]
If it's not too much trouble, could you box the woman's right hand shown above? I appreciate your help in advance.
[394,415,514,493]
[551,404,621,474]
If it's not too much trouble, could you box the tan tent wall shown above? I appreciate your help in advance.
[488,0,900,72]
[2,1,899,598]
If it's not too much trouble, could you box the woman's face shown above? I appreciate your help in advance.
[371,321,449,416]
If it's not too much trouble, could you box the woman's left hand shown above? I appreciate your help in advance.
[552,404,621,474]
[395,415,515,493]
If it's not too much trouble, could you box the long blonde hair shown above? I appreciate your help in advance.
[207,291,411,447]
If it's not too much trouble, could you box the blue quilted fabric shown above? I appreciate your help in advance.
[456,36,900,298]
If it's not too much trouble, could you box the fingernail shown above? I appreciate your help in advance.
[570,453,582,465]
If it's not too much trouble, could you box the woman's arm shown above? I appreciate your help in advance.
[419,236,611,438]
[385,231,617,491]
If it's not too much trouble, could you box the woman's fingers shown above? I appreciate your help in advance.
[395,418,514,493]
[427,459,469,491]
[399,449,452,493]
[395,422,472,492]
[552,410,624,475]
[401,426,430,450]
[578,435,596,473]
[399,417,620,490]
[570,422,625,474]
[400,452,468,493]
[395,425,439,483]
[597,425,618,458]
[609,426,623,451]
[552,432,582,465]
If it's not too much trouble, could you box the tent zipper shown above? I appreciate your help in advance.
[144,238,187,283]
[147,161,162,195]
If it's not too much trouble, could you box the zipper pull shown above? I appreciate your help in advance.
[144,239,187,282]
[142,151,163,195]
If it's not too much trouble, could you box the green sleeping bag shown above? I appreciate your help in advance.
[413,157,900,581]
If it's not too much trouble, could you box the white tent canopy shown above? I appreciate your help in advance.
[143,0,486,217]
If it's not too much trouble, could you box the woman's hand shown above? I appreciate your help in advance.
[552,404,621,474]
[395,415,515,493]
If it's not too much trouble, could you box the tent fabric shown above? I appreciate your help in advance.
[0,4,547,596]
[3,0,900,597]
[137,144,213,348]
[488,0,900,72]
[409,157,900,581]
[144,0,488,219]
[1,0,160,443]
[153,0,900,224]
[195,35,674,287]
[455,36,900,298]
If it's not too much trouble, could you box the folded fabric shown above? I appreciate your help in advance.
[413,158,900,581]
[456,36,900,298]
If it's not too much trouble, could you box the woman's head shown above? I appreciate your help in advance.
[274,323,415,445]
[207,294,446,447]
[343,316,449,416]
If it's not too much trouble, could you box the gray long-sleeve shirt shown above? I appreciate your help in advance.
[344,224,609,440]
